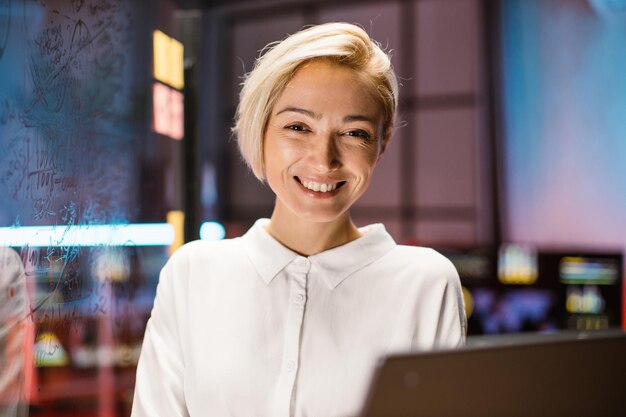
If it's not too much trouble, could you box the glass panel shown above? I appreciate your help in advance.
[0,1,171,415]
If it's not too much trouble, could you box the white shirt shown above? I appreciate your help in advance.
[0,247,32,417]
[132,219,466,417]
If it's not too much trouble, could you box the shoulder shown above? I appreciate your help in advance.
[379,245,460,286]
[387,245,457,273]
[164,238,243,272]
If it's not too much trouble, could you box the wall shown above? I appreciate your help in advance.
[200,0,494,247]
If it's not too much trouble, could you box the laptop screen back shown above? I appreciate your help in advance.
[358,331,626,417]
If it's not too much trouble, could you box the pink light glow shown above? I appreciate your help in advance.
[152,82,184,140]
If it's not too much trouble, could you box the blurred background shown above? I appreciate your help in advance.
[0,0,624,415]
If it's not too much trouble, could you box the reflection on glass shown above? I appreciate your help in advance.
[0,247,33,417]
[0,0,173,414]
[25,245,167,416]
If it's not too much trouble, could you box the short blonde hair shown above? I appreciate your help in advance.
[233,22,399,180]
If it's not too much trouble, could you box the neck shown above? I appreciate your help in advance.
[266,201,362,256]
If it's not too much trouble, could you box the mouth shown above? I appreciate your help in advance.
[295,177,346,193]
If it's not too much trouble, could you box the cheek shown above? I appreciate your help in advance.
[264,143,295,182]
[349,146,381,170]
[267,140,303,166]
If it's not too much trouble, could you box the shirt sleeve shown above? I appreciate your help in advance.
[433,262,468,349]
[132,258,189,417]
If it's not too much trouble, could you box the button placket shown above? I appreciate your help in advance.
[273,257,311,417]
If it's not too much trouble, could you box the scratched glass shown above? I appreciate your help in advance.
[0,1,169,416]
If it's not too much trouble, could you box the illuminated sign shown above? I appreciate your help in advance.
[153,82,184,140]
[498,244,538,285]
[153,30,184,90]
[566,285,605,314]
[152,30,184,140]
[560,256,619,285]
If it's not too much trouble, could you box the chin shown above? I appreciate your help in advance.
[291,205,351,224]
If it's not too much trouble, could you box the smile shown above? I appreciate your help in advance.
[295,177,346,193]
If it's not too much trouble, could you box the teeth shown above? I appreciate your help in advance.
[301,180,338,193]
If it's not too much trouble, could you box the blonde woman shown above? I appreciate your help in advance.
[132,22,466,417]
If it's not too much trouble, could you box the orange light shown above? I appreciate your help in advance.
[167,210,185,255]
[153,30,184,89]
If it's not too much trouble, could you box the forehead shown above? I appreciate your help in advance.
[273,60,383,120]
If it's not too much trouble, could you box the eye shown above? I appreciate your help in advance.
[345,129,372,141]
[285,123,310,132]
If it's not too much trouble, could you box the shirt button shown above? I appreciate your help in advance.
[292,293,305,305]
[286,360,296,372]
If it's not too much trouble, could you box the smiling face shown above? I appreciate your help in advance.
[263,59,388,225]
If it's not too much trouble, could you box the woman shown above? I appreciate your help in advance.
[132,22,466,417]
[0,247,33,417]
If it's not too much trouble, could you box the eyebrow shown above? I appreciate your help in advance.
[275,106,377,124]
[275,107,321,119]
[343,114,377,124]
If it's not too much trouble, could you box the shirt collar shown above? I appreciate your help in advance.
[242,219,298,285]
[242,219,396,289]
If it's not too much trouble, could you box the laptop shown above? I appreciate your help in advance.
[358,330,626,417]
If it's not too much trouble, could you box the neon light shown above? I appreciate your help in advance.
[199,222,226,241]
[0,223,175,247]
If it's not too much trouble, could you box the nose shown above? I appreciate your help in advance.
[309,133,341,173]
